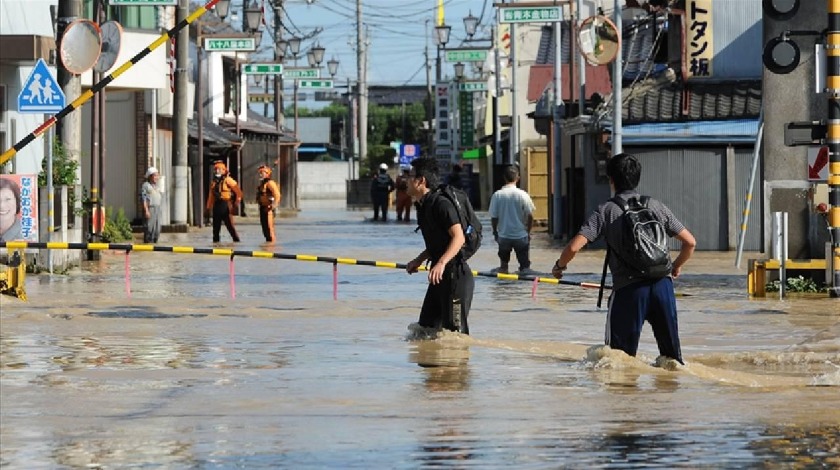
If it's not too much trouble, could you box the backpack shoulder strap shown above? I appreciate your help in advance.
[610,196,629,212]
[639,195,650,207]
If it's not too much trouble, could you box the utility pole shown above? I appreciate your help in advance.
[347,78,356,179]
[356,0,367,169]
[612,0,623,155]
[273,0,284,131]
[425,20,433,156]
[171,0,189,225]
[509,22,517,165]
[55,0,83,229]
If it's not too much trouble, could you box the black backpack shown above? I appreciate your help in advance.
[608,196,673,278]
[597,196,672,307]
[373,174,393,192]
[435,184,482,260]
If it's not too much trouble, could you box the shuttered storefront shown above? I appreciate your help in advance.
[628,146,761,251]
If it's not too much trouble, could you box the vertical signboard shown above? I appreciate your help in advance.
[434,82,453,166]
[459,92,474,148]
[685,0,714,79]
[0,174,38,243]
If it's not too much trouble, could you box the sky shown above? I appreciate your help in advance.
[253,0,496,87]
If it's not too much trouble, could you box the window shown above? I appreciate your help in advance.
[83,0,158,31]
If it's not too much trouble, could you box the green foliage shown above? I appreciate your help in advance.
[766,275,826,293]
[365,144,397,177]
[38,140,79,187]
[292,100,430,174]
[100,207,134,243]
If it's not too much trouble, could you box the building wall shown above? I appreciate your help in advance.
[80,91,138,220]
[299,161,356,200]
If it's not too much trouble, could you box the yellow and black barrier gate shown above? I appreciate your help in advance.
[0,241,610,301]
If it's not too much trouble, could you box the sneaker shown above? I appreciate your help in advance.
[490,267,509,274]
[518,268,537,276]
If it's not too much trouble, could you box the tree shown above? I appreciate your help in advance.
[291,99,428,177]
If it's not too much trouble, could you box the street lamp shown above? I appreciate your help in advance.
[244,0,262,32]
[327,56,339,77]
[276,39,288,59]
[311,43,326,65]
[463,11,478,39]
[214,0,231,20]
[435,23,451,47]
[454,62,465,81]
[288,36,302,63]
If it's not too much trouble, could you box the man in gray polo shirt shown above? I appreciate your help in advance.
[551,153,696,365]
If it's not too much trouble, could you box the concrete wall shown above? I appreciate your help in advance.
[298,161,357,200]
[762,1,825,257]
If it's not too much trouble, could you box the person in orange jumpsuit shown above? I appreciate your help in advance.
[205,161,243,243]
[395,167,412,222]
[256,164,282,243]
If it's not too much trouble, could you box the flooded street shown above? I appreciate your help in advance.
[1,204,838,468]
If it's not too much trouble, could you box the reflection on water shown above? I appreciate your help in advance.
[408,339,471,392]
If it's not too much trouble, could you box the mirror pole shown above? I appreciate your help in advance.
[612,0,623,155]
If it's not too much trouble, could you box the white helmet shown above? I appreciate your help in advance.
[379,163,388,170]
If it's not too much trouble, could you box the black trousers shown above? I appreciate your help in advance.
[212,200,239,242]
[418,259,474,334]
[372,193,389,220]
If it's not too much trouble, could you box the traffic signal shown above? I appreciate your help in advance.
[762,0,802,74]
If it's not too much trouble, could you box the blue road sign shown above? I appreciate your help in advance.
[399,144,421,167]
[18,59,65,114]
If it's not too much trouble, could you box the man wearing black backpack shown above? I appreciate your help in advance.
[551,153,696,365]
[370,163,395,221]
[404,157,475,335]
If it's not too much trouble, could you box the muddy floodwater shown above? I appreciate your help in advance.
[1,204,838,468]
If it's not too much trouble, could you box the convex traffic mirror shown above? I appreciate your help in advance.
[578,15,621,66]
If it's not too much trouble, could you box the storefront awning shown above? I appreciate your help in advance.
[610,119,760,145]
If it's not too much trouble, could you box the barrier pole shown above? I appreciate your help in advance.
[229,254,236,299]
[124,250,131,298]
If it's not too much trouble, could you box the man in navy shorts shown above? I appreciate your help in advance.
[551,153,696,364]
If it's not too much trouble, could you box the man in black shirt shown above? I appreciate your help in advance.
[405,157,474,334]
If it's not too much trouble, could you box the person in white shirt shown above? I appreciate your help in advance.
[140,167,163,243]
[488,165,536,274]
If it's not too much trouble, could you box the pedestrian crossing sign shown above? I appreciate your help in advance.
[17,58,65,113]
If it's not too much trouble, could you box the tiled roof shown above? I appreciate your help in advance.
[188,120,241,146]
[218,115,299,143]
[622,80,761,123]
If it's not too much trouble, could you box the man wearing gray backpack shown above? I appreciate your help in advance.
[551,153,696,365]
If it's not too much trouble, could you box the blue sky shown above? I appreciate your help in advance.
[253,0,496,86]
